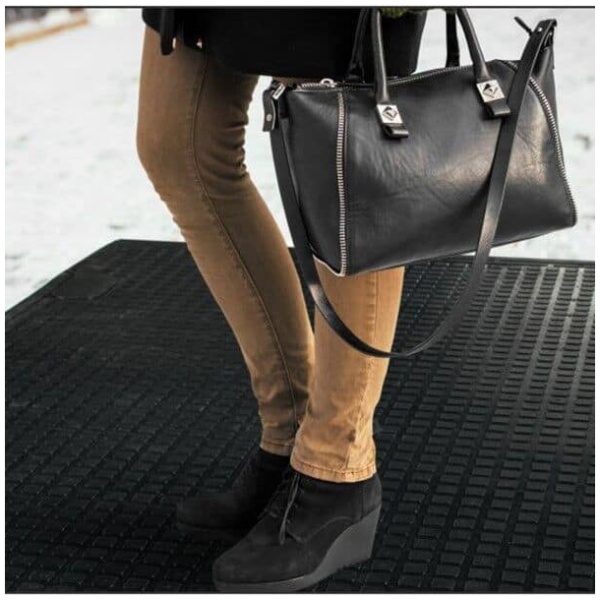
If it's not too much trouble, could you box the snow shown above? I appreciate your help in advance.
[5,8,595,310]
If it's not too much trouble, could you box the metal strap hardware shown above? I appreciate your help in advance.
[476,79,506,103]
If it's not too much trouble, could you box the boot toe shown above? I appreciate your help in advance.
[212,543,248,584]
[212,537,311,585]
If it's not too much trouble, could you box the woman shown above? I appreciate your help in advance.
[136,8,426,592]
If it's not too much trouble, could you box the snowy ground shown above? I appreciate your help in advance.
[5,8,595,309]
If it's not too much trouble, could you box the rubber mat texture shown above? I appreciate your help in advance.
[5,240,595,592]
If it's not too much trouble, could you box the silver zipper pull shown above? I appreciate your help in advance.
[264,82,286,132]
[271,83,286,100]
[320,78,337,87]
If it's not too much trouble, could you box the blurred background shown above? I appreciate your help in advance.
[5,7,595,309]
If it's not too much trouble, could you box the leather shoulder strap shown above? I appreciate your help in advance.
[268,19,557,359]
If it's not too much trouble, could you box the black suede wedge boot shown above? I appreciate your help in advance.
[176,447,290,541]
[212,467,382,592]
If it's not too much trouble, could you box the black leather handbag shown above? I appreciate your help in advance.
[263,8,576,359]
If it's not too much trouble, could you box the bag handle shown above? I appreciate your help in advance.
[445,11,460,67]
[345,9,370,81]
[371,9,510,139]
[265,18,557,359]
[346,9,460,81]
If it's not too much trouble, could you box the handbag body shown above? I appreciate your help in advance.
[263,9,576,358]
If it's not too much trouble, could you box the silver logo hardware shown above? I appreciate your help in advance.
[476,79,505,103]
[377,104,403,125]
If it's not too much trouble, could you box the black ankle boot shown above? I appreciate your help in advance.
[212,467,382,592]
[176,447,290,541]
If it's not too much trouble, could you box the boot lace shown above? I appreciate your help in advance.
[256,467,301,545]
[277,471,300,545]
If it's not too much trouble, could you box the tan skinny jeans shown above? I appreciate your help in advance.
[136,26,404,483]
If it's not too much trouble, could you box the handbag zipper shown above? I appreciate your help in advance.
[296,80,349,273]
[296,66,467,90]
[299,78,338,89]
[501,60,577,225]
[336,91,348,275]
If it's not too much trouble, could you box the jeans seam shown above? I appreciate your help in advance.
[185,53,299,439]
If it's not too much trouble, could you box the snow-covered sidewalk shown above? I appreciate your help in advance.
[5,8,594,310]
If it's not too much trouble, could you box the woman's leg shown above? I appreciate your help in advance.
[136,24,405,484]
[291,263,405,482]
[136,26,314,456]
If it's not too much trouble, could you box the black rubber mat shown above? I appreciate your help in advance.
[5,240,594,592]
